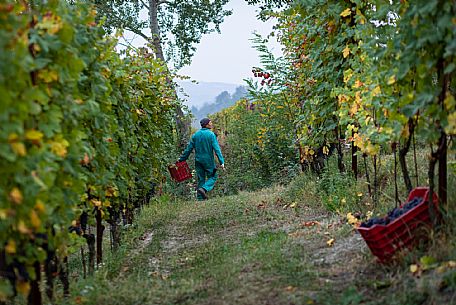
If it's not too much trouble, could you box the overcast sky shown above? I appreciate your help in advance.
[179,0,282,84]
[122,0,282,85]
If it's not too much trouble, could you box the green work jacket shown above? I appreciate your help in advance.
[179,128,224,169]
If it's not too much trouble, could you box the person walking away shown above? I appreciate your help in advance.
[178,118,225,200]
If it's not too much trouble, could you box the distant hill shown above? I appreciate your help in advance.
[190,86,247,128]
[176,81,241,109]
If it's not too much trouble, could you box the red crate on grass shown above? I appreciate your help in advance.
[168,161,192,182]
[357,187,439,263]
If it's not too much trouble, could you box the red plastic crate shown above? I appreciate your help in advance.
[357,187,439,263]
[168,161,192,182]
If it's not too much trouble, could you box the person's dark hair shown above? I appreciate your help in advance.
[200,118,211,127]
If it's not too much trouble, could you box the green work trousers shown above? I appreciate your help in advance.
[196,162,217,200]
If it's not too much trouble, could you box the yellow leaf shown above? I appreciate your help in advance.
[445,111,456,135]
[91,199,102,207]
[32,43,41,53]
[323,145,329,155]
[356,9,365,24]
[9,187,23,204]
[5,239,16,254]
[290,202,297,208]
[444,93,455,110]
[401,124,410,138]
[355,91,362,104]
[340,8,351,17]
[353,79,363,89]
[410,264,419,273]
[16,281,30,296]
[436,265,447,274]
[103,200,111,207]
[350,101,359,115]
[387,75,396,85]
[35,200,45,213]
[25,129,44,142]
[366,143,380,155]
[37,14,62,35]
[338,94,348,103]
[17,221,30,234]
[8,133,19,143]
[327,238,335,247]
[30,210,41,229]
[74,99,84,105]
[10,142,26,156]
[343,69,353,83]
[343,46,350,58]
[49,137,69,157]
[0,209,6,220]
[284,285,296,292]
[346,213,360,227]
[37,69,59,83]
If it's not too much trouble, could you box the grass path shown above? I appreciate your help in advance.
[68,185,455,305]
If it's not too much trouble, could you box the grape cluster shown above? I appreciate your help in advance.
[359,197,423,228]
[252,68,272,86]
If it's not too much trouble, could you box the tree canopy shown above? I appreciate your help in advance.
[90,0,232,69]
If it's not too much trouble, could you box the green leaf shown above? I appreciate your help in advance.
[444,63,455,74]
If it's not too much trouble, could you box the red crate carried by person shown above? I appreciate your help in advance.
[168,161,192,182]
[357,187,439,263]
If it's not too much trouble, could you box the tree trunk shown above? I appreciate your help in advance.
[84,233,95,275]
[363,154,372,196]
[351,130,358,179]
[373,155,378,208]
[59,257,70,297]
[149,0,189,149]
[428,148,438,225]
[110,211,122,251]
[437,58,449,207]
[96,209,104,266]
[438,134,447,207]
[27,262,41,305]
[45,251,56,301]
[149,0,164,61]
[81,247,86,278]
[399,118,414,193]
[335,127,345,173]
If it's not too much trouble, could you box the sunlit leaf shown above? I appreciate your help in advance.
[10,142,26,156]
[387,75,396,85]
[25,130,44,142]
[30,210,41,229]
[343,46,350,58]
[5,240,16,254]
[346,213,360,227]
[9,187,23,204]
[340,8,351,17]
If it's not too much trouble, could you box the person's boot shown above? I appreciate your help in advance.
[197,188,208,200]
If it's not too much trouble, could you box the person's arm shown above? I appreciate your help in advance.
[212,133,225,166]
[178,137,195,161]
